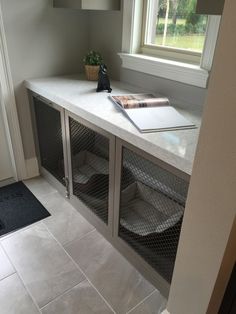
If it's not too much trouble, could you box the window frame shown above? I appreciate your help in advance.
[119,0,221,88]
[141,0,206,65]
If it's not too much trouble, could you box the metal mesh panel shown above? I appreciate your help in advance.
[119,147,189,283]
[69,117,110,224]
[34,98,65,185]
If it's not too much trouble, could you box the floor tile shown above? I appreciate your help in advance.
[0,273,40,314]
[41,192,94,245]
[0,245,15,280]
[128,290,167,314]
[41,280,114,314]
[23,177,57,199]
[2,223,84,308]
[65,230,155,314]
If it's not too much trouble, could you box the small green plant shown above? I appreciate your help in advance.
[83,50,103,66]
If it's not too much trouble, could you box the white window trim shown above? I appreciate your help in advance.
[201,15,221,71]
[144,0,159,44]
[118,52,209,88]
[119,0,221,88]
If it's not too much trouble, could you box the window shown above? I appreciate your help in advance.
[119,0,221,88]
[142,0,208,64]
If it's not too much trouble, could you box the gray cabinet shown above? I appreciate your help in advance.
[30,92,189,296]
[196,0,225,15]
[113,140,189,292]
[53,0,120,11]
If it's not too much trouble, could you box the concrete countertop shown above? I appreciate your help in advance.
[25,74,202,176]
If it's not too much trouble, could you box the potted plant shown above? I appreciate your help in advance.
[83,50,103,81]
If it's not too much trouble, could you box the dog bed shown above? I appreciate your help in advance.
[71,151,109,197]
[120,181,184,236]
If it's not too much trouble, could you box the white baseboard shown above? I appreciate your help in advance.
[25,157,39,179]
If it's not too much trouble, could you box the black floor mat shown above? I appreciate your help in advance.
[0,181,50,236]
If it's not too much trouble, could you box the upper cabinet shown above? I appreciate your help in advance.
[196,0,225,15]
[53,0,120,11]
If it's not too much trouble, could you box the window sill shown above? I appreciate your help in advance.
[118,53,209,88]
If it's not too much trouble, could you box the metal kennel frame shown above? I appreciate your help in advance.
[112,139,190,296]
[64,111,116,238]
[29,92,69,198]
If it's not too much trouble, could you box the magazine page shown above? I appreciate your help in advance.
[109,93,196,132]
[111,94,170,109]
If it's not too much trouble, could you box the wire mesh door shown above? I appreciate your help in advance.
[69,117,111,225]
[33,97,65,186]
[118,145,189,283]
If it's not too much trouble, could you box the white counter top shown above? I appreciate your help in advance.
[25,75,202,176]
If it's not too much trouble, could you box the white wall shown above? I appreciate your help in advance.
[88,6,207,106]
[1,0,88,160]
[121,68,207,106]
[0,94,13,181]
[88,10,122,80]
[166,0,236,313]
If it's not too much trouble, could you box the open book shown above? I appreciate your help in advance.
[110,94,196,133]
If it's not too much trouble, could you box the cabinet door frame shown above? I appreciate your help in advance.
[65,110,116,238]
[29,92,69,197]
[112,138,190,297]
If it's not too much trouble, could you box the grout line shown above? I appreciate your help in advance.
[0,243,17,281]
[0,242,16,272]
[62,228,96,248]
[1,245,42,314]
[26,189,58,201]
[40,278,88,310]
[23,179,58,199]
[43,223,116,314]
[126,289,158,314]
[36,190,60,201]
[0,271,17,283]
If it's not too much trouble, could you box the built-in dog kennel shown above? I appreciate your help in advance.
[118,147,189,283]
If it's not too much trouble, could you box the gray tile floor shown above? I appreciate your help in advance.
[0,177,167,314]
